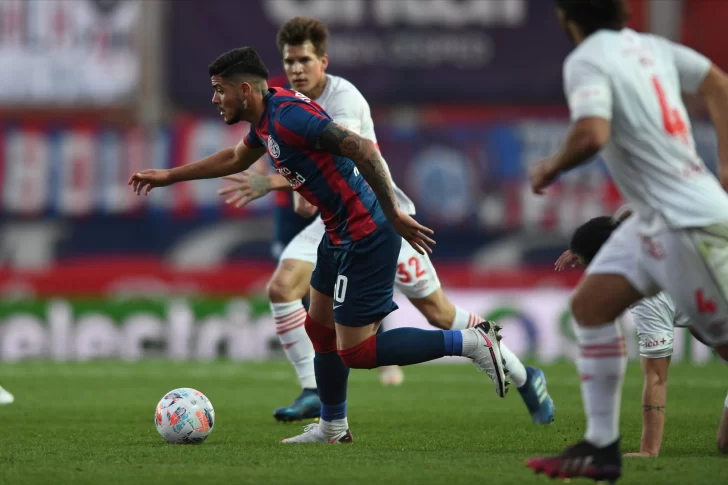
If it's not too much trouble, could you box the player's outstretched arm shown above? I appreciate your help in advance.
[697,65,728,190]
[624,356,669,457]
[316,122,435,254]
[530,118,610,195]
[129,140,266,195]
[530,57,611,195]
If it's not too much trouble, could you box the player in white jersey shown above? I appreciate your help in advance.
[556,207,728,459]
[525,1,728,482]
[218,17,554,425]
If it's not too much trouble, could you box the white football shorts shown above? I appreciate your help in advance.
[587,214,728,348]
[630,292,690,359]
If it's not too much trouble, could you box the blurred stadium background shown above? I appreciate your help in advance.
[0,0,723,365]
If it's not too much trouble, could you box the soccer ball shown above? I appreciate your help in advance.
[154,388,215,444]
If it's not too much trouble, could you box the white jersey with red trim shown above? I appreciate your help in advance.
[313,74,416,215]
[564,28,728,229]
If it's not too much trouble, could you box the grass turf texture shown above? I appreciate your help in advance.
[0,361,725,485]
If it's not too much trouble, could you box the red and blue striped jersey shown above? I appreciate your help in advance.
[243,88,386,246]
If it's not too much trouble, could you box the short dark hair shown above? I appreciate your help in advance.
[570,216,618,265]
[554,0,629,36]
[208,46,269,80]
[276,17,329,57]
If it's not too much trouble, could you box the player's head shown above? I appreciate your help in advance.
[276,17,329,96]
[569,216,618,265]
[554,0,629,45]
[208,47,269,125]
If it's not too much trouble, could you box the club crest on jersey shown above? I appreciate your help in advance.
[267,136,280,159]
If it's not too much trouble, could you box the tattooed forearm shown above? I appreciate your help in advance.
[643,404,666,414]
[317,122,399,217]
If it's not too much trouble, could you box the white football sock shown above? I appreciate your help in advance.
[320,417,349,435]
[724,391,728,408]
[499,343,527,388]
[272,301,316,390]
[575,322,626,448]
[460,328,480,356]
[451,306,482,330]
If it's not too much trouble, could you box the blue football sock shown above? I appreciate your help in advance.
[375,328,463,366]
[314,351,349,421]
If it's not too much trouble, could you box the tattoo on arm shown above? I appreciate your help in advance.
[249,173,272,196]
[317,122,398,216]
[643,404,666,414]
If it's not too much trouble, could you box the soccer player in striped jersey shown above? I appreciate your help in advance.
[130,46,509,444]
[218,16,555,426]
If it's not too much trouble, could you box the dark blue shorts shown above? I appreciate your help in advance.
[310,222,400,327]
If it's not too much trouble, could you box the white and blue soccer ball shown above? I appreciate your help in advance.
[154,388,215,444]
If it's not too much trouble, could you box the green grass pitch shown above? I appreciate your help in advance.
[0,360,726,485]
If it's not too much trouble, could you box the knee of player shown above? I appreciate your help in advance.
[570,292,601,327]
[267,276,300,303]
[338,337,377,369]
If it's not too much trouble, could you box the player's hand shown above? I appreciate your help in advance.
[293,192,318,218]
[390,209,435,255]
[554,249,582,272]
[623,451,657,458]
[217,172,272,208]
[128,169,173,195]
[529,159,558,195]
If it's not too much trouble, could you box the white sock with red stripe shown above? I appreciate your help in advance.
[452,307,527,387]
[499,343,527,388]
[272,301,316,390]
[451,306,482,330]
[575,322,626,447]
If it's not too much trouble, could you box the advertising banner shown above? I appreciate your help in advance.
[168,0,573,107]
[0,0,141,104]
[0,291,713,364]
[2,117,717,224]
[0,114,719,265]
